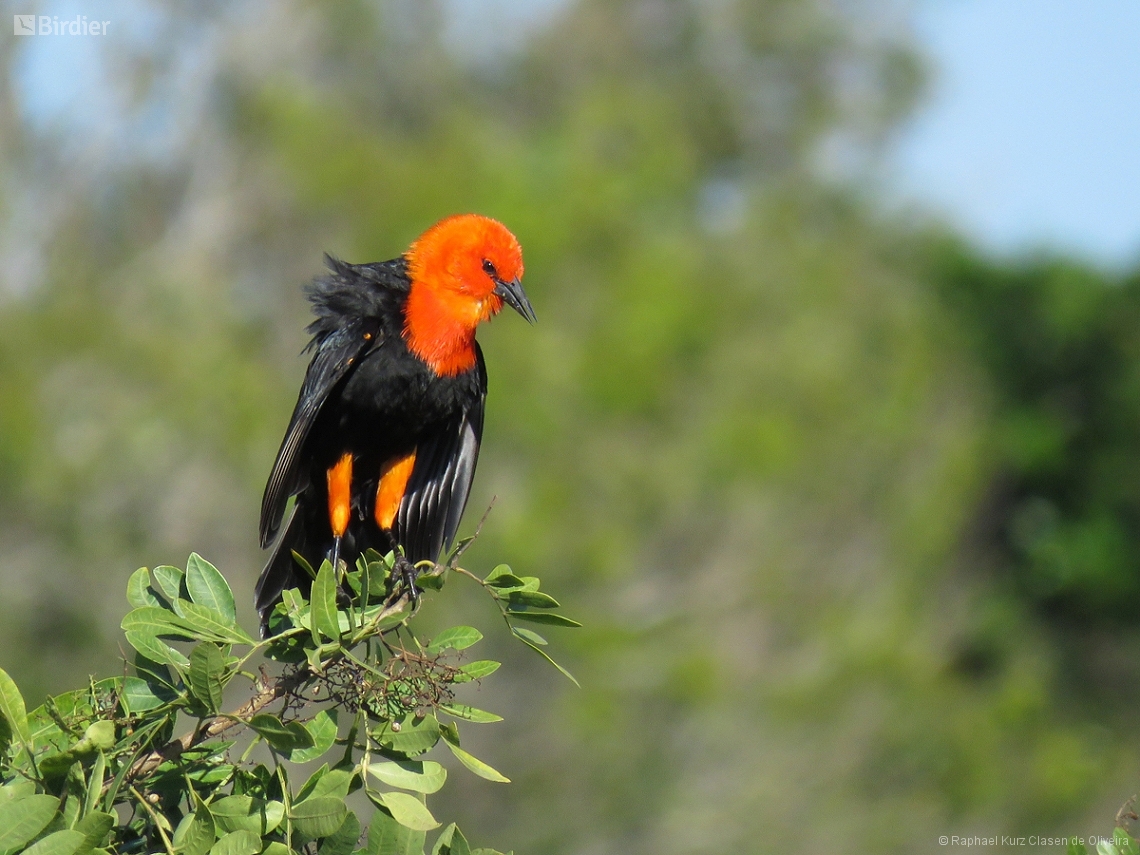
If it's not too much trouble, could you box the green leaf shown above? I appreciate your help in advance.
[375,792,439,832]
[123,630,190,669]
[189,643,226,713]
[374,714,441,758]
[152,564,186,601]
[303,768,353,802]
[121,606,197,639]
[211,796,272,835]
[439,704,502,724]
[21,829,86,855]
[427,626,482,653]
[75,811,114,850]
[366,807,426,855]
[443,741,510,783]
[432,824,471,855]
[289,796,347,839]
[483,565,516,583]
[504,590,560,609]
[121,675,178,713]
[186,553,237,624]
[1099,843,1122,855]
[0,794,60,850]
[368,760,447,794]
[509,626,546,646]
[171,805,216,855]
[506,612,581,628]
[0,665,31,748]
[287,708,338,763]
[416,571,446,591]
[454,660,501,683]
[484,570,525,590]
[261,844,291,855]
[126,567,164,609]
[439,722,460,747]
[209,830,262,855]
[175,600,255,645]
[317,810,361,855]
[84,751,107,816]
[248,714,315,752]
[1069,843,1090,855]
[513,636,579,687]
[1115,830,1140,855]
[311,561,341,642]
[84,720,115,751]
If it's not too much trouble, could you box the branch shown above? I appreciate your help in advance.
[124,666,310,786]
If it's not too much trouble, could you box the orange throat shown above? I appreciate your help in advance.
[403,280,493,376]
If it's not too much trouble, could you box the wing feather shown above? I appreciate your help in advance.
[259,325,373,547]
[396,350,487,562]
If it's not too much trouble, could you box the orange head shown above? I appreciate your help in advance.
[403,214,534,376]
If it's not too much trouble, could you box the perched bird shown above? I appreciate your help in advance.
[256,214,535,633]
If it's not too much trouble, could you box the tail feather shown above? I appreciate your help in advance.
[255,504,310,637]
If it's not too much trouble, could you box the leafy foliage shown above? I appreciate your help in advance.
[0,551,576,853]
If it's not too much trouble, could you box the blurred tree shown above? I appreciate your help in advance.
[929,239,1140,623]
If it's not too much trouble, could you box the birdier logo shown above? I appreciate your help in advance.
[13,14,109,36]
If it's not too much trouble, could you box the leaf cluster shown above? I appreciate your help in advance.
[0,549,578,854]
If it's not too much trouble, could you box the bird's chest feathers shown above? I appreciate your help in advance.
[402,281,491,376]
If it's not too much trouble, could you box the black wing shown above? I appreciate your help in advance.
[396,347,487,563]
[259,324,375,547]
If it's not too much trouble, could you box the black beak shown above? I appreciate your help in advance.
[494,278,537,324]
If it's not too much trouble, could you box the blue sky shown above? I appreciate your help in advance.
[11,0,1140,269]
[891,0,1140,269]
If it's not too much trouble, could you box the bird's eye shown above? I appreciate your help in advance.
[482,259,498,278]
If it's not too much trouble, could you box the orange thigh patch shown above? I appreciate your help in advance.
[326,452,354,538]
[375,451,417,531]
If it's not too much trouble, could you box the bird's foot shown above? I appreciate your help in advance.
[389,552,421,604]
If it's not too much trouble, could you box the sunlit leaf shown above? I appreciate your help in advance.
[124,630,190,669]
[20,829,86,855]
[0,795,60,850]
[0,666,31,748]
[432,823,472,855]
[289,796,347,838]
[186,553,237,623]
[442,740,510,783]
[509,626,546,646]
[427,626,482,653]
[374,791,440,831]
[454,660,500,683]
[368,759,447,794]
[367,806,426,855]
[439,704,502,723]
[312,561,341,642]
[126,567,164,609]
[151,565,186,601]
[504,590,560,609]
[171,804,215,855]
[287,708,338,763]
[248,714,315,752]
[374,714,441,758]
[209,830,262,855]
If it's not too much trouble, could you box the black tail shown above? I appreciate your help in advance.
[255,504,313,637]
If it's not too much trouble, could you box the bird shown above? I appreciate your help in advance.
[255,213,535,634]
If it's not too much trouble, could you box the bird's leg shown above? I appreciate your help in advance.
[385,530,420,603]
